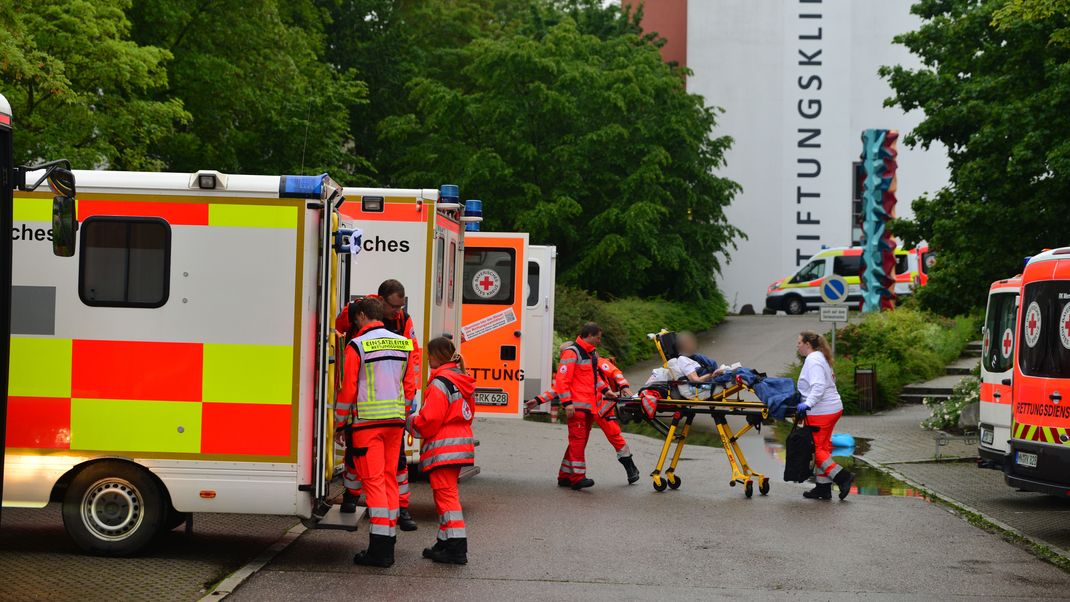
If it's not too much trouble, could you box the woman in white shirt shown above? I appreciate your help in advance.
[796,331,854,500]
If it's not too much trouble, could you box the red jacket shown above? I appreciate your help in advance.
[413,362,476,472]
[597,357,630,393]
[554,337,609,413]
[336,297,420,406]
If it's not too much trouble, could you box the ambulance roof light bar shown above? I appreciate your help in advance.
[437,184,462,212]
[463,199,483,231]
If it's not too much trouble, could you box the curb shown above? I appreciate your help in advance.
[199,522,308,601]
[854,455,1070,567]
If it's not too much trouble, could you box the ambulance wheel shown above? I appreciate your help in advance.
[785,296,806,315]
[667,474,682,490]
[653,476,668,492]
[759,479,770,496]
[62,461,166,556]
[744,481,754,498]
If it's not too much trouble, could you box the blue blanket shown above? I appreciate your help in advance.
[711,368,800,420]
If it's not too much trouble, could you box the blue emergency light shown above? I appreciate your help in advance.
[1024,256,1033,267]
[464,200,482,232]
[279,173,326,199]
[440,184,460,205]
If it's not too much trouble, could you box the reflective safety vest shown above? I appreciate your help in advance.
[347,326,413,427]
[415,366,476,472]
[554,339,609,413]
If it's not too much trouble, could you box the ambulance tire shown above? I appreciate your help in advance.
[62,461,166,556]
[785,296,806,315]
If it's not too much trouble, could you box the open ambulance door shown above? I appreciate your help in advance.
[522,246,556,410]
[461,232,528,417]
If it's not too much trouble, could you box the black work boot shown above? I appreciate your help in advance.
[427,537,468,565]
[353,534,395,567]
[619,456,641,485]
[571,478,595,490]
[802,483,832,500]
[398,508,418,532]
[833,469,855,500]
[339,491,358,514]
[557,478,571,487]
[423,539,447,559]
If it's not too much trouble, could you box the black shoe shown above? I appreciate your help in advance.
[398,508,417,532]
[423,539,447,559]
[619,456,640,485]
[571,478,595,490]
[802,483,832,500]
[353,534,395,567]
[833,470,855,500]
[557,478,571,487]
[426,537,467,565]
[339,491,358,514]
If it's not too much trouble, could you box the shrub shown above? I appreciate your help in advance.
[922,376,981,433]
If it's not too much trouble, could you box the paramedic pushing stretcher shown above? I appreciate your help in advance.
[795,331,854,500]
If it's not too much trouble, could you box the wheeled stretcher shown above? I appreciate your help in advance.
[615,331,796,497]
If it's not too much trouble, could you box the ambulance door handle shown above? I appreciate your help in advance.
[993,391,1001,401]
[1051,391,1062,404]
[513,330,522,338]
[1001,378,1011,386]
[544,295,549,311]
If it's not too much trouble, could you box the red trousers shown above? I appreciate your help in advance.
[349,426,402,537]
[345,447,409,509]
[558,410,632,483]
[807,411,843,484]
[430,465,466,541]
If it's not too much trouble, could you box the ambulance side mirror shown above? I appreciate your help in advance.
[49,168,77,257]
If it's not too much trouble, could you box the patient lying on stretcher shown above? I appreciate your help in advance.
[646,331,740,400]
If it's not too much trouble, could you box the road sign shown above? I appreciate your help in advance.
[820,306,849,323]
[820,274,849,305]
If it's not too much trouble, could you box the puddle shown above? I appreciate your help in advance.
[764,422,925,498]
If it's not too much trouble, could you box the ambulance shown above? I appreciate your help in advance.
[764,246,914,315]
[978,274,1021,468]
[2,168,466,555]
[1005,247,1070,497]
[458,232,556,417]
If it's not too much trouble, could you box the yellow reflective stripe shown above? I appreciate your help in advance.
[208,204,297,229]
[71,399,201,453]
[13,197,52,222]
[361,338,414,352]
[9,337,72,397]
[203,344,293,404]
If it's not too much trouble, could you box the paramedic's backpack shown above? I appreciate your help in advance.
[783,423,817,483]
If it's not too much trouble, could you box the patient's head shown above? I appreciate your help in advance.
[676,331,697,355]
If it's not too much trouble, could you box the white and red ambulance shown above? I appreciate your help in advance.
[978,274,1021,468]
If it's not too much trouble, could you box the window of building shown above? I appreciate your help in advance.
[79,217,170,308]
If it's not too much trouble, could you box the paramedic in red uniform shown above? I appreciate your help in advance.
[335,297,416,567]
[795,331,855,500]
[335,279,420,532]
[556,322,641,489]
[411,337,476,564]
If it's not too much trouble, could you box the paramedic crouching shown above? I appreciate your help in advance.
[795,332,855,500]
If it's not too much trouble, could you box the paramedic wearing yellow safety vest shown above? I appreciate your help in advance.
[335,297,416,567]
[795,331,855,501]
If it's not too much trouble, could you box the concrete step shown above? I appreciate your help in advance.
[946,357,979,376]
[900,392,953,405]
[901,385,955,396]
[962,341,982,358]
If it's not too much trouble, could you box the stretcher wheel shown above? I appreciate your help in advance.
[667,474,682,490]
[744,480,754,498]
[652,476,668,492]
[759,478,770,496]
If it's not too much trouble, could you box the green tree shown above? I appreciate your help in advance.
[0,0,188,169]
[883,0,1070,315]
[129,0,366,175]
[379,20,741,298]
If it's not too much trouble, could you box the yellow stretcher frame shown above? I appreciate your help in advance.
[621,330,773,497]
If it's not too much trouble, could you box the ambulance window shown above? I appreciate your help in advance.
[463,247,515,305]
[79,217,170,308]
[833,255,861,277]
[447,241,457,307]
[922,251,937,274]
[1018,281,1070,378]
[983,292,1017,373]
[434,236,445,306]
[527,261,540,307]
[894,254,910,275]
[792,260,824,283]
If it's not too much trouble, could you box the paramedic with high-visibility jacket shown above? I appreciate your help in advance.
[335,297,416,567]
[410,337,476,565]
[795,331,855,500]
[556,322,640,489]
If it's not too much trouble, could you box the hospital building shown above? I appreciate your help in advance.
[625,0,949,311]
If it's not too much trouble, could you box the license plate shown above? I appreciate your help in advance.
[1016,451,1038,468]
[474,391,508,406]
[981,429,994,445]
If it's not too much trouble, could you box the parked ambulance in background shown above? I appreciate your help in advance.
[979,274,1021,468]
[765,246,912,315]
[1005,247,1070,497]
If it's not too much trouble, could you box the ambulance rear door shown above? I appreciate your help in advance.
[522,245,556,403]
[461,232,528,417]
[430,209,464,346]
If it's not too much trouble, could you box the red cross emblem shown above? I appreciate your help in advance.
[472,268,501,298]
[1028,314,1038,337]
[479,275,496,291]
[1025,301,1042,348]
[1002,330,1013,358]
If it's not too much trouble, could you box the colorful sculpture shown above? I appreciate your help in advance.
[859,129,898,312]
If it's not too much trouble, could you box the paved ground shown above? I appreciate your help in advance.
[228,417,1070,600]
[840,405,976,463]
[0,507,298,601]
